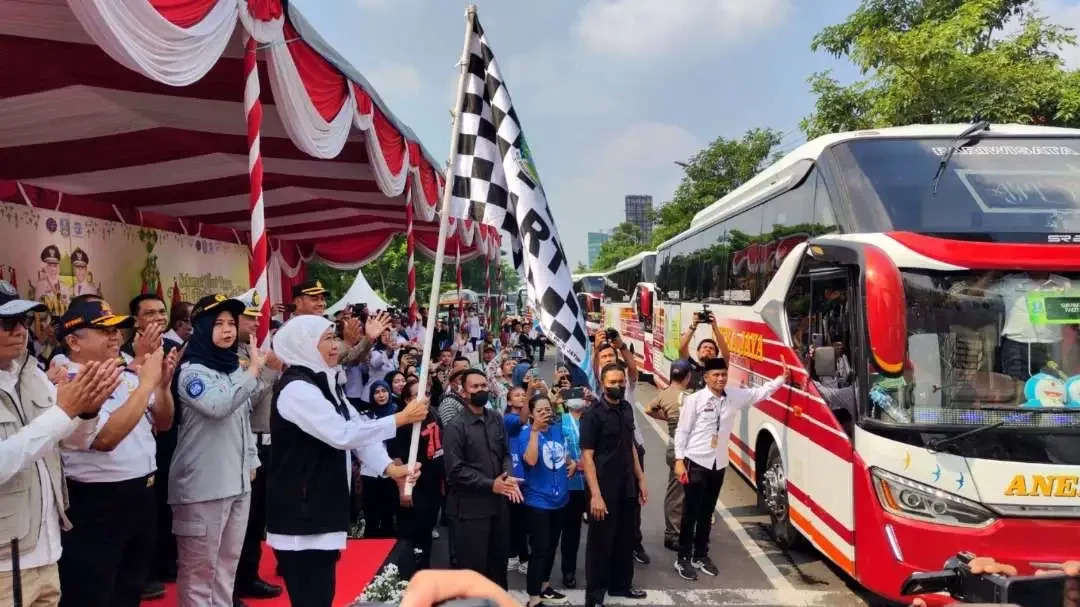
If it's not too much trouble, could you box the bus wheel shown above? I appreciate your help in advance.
[759,443,799,548]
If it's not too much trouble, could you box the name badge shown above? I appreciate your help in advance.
[260,434,272,446]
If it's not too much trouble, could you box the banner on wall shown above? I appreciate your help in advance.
[0,203,250,317]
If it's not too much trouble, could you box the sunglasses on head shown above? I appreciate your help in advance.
[0,316,31,332]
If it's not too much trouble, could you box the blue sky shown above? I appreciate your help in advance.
[293,0,1080,267]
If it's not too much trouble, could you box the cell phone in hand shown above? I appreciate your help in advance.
[565,387,585,401]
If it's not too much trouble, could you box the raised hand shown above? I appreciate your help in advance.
[342,317,362,346]
[395,397,429,426]
[47,363,70,386]
[57,361,123,419]
[160,348,181,388]
[137,348,165,387]
[134,322,164,359]
[365,312,392,342]
[247,335,266,375]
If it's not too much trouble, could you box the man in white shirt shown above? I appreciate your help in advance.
[0,282,121,607]
[673,357,789,580]
[54,298,177,607]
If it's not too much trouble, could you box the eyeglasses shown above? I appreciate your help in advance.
[0,316,32,332]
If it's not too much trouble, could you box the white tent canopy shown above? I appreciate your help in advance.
[326,269,390,315]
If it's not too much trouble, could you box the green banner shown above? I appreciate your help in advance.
[1027,291,1080,325]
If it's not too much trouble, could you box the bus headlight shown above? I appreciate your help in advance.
[871,468,996,528]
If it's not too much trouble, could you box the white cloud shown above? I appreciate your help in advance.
[553,121,701,264]
[573,0,791,60]
[364,63,424,99]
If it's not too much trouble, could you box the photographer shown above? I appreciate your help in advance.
[909,556,1080,607]
[678,309,730,391]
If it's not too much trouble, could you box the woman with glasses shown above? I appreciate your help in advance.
[515,394,572,606]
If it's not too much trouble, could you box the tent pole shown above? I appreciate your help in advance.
[244,35,270,346]
[405,4,477,495]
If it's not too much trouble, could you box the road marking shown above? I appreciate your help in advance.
[509,588,849,606]
[633,401,798,594]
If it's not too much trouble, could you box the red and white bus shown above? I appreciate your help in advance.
[573,272,610,334]
[601,251,656,365]
[650,123,1080,603]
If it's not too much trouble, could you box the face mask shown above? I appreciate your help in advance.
[604,386,625,401]
[469,390,490,408]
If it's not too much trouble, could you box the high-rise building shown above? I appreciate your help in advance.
[624,194,653,244]
[586,231,609,268]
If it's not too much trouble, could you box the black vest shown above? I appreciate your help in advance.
[266,366,353,536]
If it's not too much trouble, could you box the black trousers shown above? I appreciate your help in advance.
[585,495,636,601]
[152,431,178,581]
[396,492,441,573]
[449,509,510,589]
[560,490,586,577]
[634,444,645,551]
[59,474,156,607]
[362,476,398,538]
[274,549,339,607]
[525,505,564,596]
[679,461,726,559]
[508,502,530,563]
[236,442,270,587]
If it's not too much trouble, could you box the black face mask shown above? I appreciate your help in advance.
[604,386,625,401]
[469,390,490,408]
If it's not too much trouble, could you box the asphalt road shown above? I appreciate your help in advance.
[433,351,878,606]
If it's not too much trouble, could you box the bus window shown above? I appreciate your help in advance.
[724,203,764,305]
[760,174,816,289]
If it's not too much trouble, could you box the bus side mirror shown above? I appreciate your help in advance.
[863,245,907,377]
[813,346,837,378]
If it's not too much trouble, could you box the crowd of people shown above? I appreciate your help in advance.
[1,275,797,607]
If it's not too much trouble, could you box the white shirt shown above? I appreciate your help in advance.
[468,315,482,340]
[998,274,1070,344]
[61,363,157,483]
[406,322,425,344]
[0,361,96,571]
[163,329,184,347]
[674,376,785,470]
[266,380,395,552]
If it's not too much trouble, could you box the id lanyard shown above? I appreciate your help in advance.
[710,394,725,450]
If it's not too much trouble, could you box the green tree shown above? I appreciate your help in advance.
[803,0,1080,139]
[305,235,521,309]
[593,222,646,271]
[651,128,784,247]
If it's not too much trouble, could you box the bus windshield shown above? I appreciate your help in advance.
[865,270,1080,434]
[576,275,606,295]
[834,137,1080,238]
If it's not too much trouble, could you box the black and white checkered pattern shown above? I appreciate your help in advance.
[448,14,589,367]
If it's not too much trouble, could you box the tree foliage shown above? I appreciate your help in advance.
[305,234,520,310]
[802,0,1080,139]
[592,222,646,271]
[651,128,784,247]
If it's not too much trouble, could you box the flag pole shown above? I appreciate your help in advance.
[406,4,476,496]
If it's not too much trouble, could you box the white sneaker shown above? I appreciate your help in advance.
[507,556,521,572]
[431,528,440,539]
[518,560,530,574]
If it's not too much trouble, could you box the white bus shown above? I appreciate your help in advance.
[601,251,657,365]
[650,124,1080,603]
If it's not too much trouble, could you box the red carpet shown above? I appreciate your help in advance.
[145,539,396,607]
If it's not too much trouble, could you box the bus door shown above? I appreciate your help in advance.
[633,283,653,333]
[783,254,856,560]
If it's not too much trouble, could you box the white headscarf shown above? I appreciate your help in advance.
[272,315,334,382]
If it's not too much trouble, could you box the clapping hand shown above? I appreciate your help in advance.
[342,317,362,346]
[57,360,123,419]
[133,322,164,359]
[492,473,523,503]
[160,347,181,389]
[137,348,165,387]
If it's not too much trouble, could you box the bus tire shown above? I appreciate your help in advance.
[759,442,801,549]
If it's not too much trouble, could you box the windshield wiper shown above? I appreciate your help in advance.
[926,420,1005,453]
[929,120,991,196]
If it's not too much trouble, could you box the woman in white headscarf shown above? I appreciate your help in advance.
[265,316,426,607]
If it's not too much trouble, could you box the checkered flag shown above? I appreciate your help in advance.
[448,12,590,368]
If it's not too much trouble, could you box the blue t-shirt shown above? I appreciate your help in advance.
[514,423,570,510]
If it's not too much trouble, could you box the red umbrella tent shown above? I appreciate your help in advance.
[0,0,500,341]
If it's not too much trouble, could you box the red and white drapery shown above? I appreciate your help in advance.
[0,0,502,342]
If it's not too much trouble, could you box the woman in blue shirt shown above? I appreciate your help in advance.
[515,394,572,606]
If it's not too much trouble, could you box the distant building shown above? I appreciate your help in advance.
[587,231,609,267]
[624,194,653,244]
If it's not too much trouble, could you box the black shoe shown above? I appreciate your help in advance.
[693,555,719,577]
[562,572,577,589]
[141,580,166,601]
[675,557,698,581]
[663,538,679,551]
[609,587,647,599]
[584,594,605,607]
[236,578,283,599]
[633,548,651,565]
[540,587,569,604]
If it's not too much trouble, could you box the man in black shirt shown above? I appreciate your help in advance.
[678,313,730,391]
[442,369,523,588]
[580,364,648,607]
